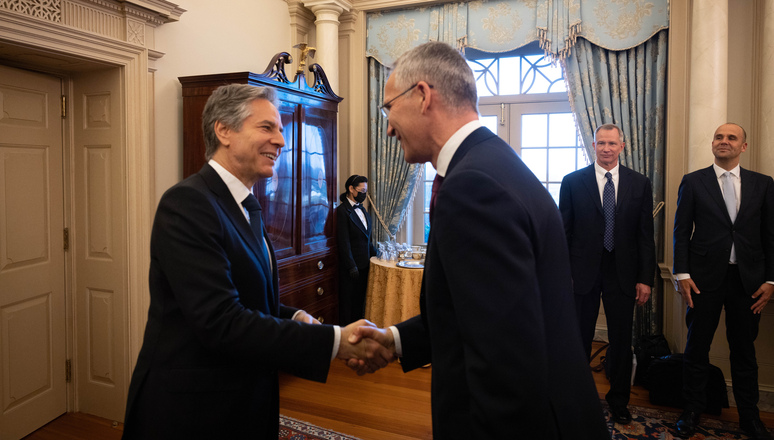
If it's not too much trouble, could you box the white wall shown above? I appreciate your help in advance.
[153,0,292,201]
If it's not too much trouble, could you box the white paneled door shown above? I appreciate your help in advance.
[0,65,67,439]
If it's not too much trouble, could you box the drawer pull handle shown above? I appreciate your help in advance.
[318,261,324,270]
[317,287,324,296]
[317,316,324,323]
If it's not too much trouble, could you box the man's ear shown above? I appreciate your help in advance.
[214,120,231,147]
[416,81,433,114]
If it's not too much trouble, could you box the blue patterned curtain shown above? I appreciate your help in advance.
[562,29,668,336]
[368,58,422,242]
[367,0,668,64]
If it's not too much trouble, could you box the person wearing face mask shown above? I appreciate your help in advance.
[336,174,377,325]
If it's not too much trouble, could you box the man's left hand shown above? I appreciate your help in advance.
[635,283,652,306]
[751,283,774,314]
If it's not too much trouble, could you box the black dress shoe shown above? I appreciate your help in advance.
[675,410,701,438]
[740,418,772,440]
[609,406,632,424]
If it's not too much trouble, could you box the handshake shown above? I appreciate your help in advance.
[337,319,398,375]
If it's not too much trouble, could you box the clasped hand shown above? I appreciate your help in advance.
[336,320,397,375]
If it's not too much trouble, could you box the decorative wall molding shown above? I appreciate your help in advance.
[0,0,184,49]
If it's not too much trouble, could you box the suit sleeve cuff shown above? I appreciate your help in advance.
[389,326,403,358]
[331,325,341,361]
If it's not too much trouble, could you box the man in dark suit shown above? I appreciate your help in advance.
[350,41,609,439]
[336,174,377,324]
[558,124,656,424]
[122,84,391,439]
[673,123,774,439]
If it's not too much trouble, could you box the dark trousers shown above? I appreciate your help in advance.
[338,264,370,325]
[575,250,635,409]
[683,264,761,420]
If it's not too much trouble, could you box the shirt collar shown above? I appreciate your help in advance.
[713,163,740,179]
[435,120,482,178]
[594,161,619,179]
[209,159,253,206]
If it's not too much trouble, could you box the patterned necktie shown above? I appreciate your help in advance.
[430,174,444,222]
[242,194,271,272]
[603,172,616,252]
[722,172,737,263]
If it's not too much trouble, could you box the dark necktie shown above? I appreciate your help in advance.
[430,174,444,222]
[242,194,270,272]
[603,172,615,252]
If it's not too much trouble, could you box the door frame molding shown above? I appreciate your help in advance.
[0,2,180,415]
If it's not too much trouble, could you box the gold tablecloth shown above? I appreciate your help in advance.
[364,257,423,328]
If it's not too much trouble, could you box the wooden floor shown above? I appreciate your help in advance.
[22,341,774,439]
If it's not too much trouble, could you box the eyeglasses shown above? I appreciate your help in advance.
[380,83,433,118]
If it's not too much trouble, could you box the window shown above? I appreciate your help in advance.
[409,44,590,244]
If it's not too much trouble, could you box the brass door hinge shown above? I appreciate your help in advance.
[61,95,66,119]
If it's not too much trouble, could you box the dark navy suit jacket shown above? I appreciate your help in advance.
[559,164,656,296]
[123,164,334,439]
[673,165,774,293]
[395,127,609,439]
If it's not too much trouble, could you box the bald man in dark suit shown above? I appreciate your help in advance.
[673,123,774,439]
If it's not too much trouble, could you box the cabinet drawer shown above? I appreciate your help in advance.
[280,275,337,311]
[278,252,337,288]
[304,300,338,325]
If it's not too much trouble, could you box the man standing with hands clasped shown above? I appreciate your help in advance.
[673,123,774,439]
[559,124,656,425]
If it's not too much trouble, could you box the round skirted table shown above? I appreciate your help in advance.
[364,257,423,328]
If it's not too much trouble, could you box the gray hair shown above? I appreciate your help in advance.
[594,123,624,143]
[202,84,279,160]
[391,41,478,113]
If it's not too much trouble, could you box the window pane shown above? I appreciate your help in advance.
[425,162,436,180]
[520,148,547,181]
[546,183,562,205]
[548,148,577,181]
[424,181,433,211]
[480,115,499,134]
[548,113,577,147]
[522,114,547,147]
[468,59,496,97]
[499,57,520,95]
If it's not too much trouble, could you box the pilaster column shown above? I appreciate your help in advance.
[688,0,728,171]
[303,0,352,92]
[759,0,774,177]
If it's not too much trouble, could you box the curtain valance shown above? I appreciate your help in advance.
[366,0,669,65]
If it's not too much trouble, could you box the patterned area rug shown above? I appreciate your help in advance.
[279,415,362,440]
[606,404,750,439]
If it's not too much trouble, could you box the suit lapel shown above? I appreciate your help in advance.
[347,204,369,237]
[697,165,732,223]
[738,167,756,222]
[199,165,275,291]
[617,166,633,214]
[580,165,603,214]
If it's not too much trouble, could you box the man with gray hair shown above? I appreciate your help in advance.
[559,123,656,425]
[122,84,391,439]
[351,41,609,438]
